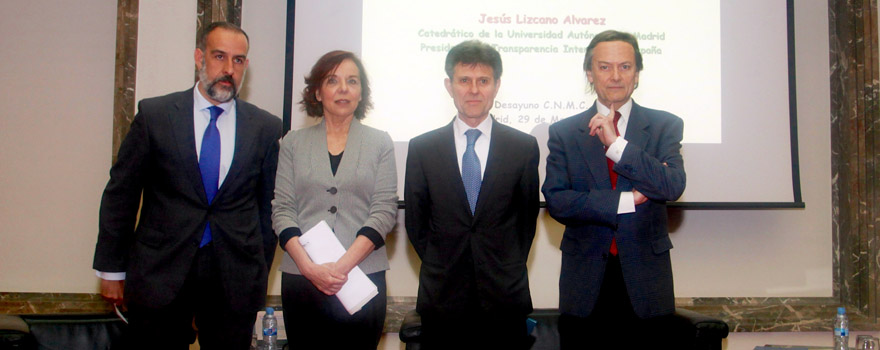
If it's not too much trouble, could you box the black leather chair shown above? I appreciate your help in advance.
[0,314,35,350]
[0,313,126,350]
[399,308,729,350]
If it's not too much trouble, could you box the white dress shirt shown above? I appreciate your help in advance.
[453,115,492,180]
[595,99,636,214]
[97,85,237,281]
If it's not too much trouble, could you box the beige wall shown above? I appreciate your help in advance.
[0,1,117,292]
[0,0,832,309]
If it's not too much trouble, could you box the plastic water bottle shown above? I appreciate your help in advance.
[262,307,278,350]
[834,307,849,350]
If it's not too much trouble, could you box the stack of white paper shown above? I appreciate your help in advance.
[299,221,379,315]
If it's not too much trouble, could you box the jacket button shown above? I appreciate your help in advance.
[329,206,337,214]
[328,187,338,195]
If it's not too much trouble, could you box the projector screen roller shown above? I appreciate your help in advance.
[285,0,803,206]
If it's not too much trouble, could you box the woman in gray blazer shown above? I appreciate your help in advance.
[272,51,398,348]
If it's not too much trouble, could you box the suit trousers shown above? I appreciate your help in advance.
[559,255,681,349]
[281,271,386,350]
[121,243,257,350]
[418,251,533,350]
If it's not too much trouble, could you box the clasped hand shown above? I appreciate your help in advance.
[303,261,348,295]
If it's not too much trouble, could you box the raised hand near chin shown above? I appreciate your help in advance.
[588,103,619,146]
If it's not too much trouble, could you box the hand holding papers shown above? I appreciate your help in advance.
[299,221,379,315]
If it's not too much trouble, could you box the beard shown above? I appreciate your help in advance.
[198,63,245,103]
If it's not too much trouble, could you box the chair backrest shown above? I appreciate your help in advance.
[20,314,125,350]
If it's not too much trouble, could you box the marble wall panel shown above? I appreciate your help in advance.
[830,0,880,326]
[111,0,138,163]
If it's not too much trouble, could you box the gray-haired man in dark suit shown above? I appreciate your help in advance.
[543,30,687,348]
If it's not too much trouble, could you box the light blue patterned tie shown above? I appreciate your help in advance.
[462,129,482,215]
[198,105,223,247]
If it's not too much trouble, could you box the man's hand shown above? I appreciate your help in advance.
[588,103,619,147]
[100,279,125,305]
[302,262,347,295]
[633,189,648,206]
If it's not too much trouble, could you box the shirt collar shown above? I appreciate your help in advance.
[596,99,633,123]
[193,84,235,117]
[453,114,493,138]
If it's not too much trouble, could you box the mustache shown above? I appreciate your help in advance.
[213,75,234,87]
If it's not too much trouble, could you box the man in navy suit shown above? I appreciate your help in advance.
[405,40,539,349]
[92,22,281,349]
[542,30,686,348]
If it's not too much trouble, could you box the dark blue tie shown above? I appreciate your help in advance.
[199,106,223,247]
[462,129,482,215]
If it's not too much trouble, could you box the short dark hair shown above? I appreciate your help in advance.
[197,22,249,51]
[300,51,373,120]
[445,40,503,80]
[583,30,643,73]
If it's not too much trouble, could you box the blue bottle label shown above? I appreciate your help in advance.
[263,327,277,336]
[835,327,848,336]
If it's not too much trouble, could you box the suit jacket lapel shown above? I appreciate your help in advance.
[308,120,334,181]
[216,99,258,200]
[625,101,651,151]
[168,91,209,204]
[335,118,364,187]
[473,117,504,218]
[575,104,614,189]
[436,120,473,217]
[616,101,651,191]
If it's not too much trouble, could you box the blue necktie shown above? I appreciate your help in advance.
[199,106,223,247]
[462,129,482,215]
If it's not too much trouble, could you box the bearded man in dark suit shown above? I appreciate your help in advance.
[92,22,281,349]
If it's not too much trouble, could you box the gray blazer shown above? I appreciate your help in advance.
[272,118,398,275]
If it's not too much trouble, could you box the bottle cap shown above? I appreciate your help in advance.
[266,307,274,315]
[838,307,845,315]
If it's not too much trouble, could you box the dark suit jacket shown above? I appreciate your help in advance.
[405,117,539,320]
[542,101,686,319]
[93,89,281,314]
